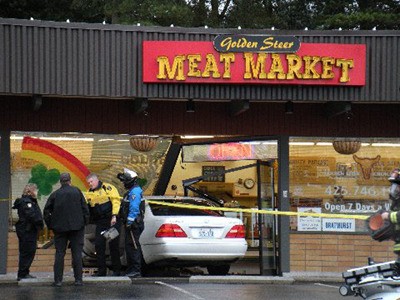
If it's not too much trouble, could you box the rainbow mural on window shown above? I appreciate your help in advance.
[21,136,90,190]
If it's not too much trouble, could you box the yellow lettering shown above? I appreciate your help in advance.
[157,55,186,80]
[260,37,274,50]
[321,57,335,79]
[286,54,302,79]
[243,53,267,79]
[220,37,233,51]
[267,54,286,79]
[156,52,355,84]
[187,54,202,77]
[336,59,354,83]
[219,37,258,51]
[202,54,221,78]
[282,42,294,48]
[303,56,321,79]
[220,53,235,79]
[261,37,294,50]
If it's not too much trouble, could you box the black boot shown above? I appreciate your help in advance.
[393,259,400,276]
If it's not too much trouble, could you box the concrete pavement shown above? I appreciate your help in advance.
[0,271,343,286]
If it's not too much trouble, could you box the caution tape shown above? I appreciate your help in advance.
[0,195,123,202]
[1,197,370,220]
[0,198,12,202]
[146,200,370,220]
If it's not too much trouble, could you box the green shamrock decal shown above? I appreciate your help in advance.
[29,164,60,197]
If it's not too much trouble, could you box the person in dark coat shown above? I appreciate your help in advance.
[13,183,44,281]
[44,172,90,287]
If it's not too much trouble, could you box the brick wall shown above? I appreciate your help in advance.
[290,234,394,272]
[7,232,71,273]
[7,231,394,274]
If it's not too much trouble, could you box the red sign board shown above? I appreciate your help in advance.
[143,41,366,86]
[208,143,253,161]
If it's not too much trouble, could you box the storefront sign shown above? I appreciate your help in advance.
[213,35,300,53]
[143,41,366,86]
[202,166,225,182]
[290,156,336,184]
[209,143,252,160]
[182,142,277,162]
[322,218,355,232]
[323,199,390,213]
[297,207,321,231]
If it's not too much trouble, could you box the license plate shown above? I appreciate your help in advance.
[198,228,215,238]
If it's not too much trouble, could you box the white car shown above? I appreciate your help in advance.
[83,196,248,275]
[140,196,248,275]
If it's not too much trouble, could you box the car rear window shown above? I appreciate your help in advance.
[148,199,223,217]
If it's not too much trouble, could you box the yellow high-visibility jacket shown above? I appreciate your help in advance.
[85,182,121,216]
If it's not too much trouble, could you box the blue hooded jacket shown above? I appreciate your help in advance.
[126,185,143,225]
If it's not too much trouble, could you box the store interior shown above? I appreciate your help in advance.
[8,132,400,275]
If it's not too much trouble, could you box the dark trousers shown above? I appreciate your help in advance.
[125,223,143,274]
[393,227,400,263]
[16,225,38,278]
[94,218,121,275]
[53,228,84,283]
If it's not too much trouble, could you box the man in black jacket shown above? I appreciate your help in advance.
[44,173,90,287]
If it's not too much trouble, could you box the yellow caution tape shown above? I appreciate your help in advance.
[146,200,369,220]
[1,195,124,202]
[0,198,12,202]
[2,197,370,220]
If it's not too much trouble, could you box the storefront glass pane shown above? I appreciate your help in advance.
[10,131,171,244]
[289,137,397,234]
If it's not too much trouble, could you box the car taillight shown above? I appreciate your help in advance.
[155,224,187,238]
[225,225,246,238]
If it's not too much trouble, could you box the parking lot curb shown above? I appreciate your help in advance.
[17,276,132,286]
[0,279,18,286]
[0,273,343,286]
[189,275,295,284]
[286,272,343,283]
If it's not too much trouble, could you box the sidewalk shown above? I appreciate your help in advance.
[0,271,343,286]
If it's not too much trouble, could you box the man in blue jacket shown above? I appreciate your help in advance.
[117,168,144,278]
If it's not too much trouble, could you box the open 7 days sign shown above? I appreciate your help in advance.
[142,38,366,86]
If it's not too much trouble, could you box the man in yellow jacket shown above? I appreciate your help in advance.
[85,173,122,276]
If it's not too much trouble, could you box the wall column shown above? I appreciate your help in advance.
[278,135,290,274]
[0,131,11,274]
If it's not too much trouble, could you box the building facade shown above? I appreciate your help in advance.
[1,17,400,275]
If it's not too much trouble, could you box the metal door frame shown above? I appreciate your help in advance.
[257,159,278,275]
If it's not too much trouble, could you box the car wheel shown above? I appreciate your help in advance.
[207,265,230,275]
